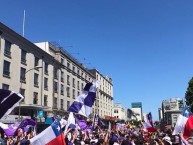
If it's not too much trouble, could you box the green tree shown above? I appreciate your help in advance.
[185,77,193,112]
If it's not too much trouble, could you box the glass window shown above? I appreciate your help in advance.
[54,97,57,108]
[61,58,64,64]
[60,99,64,109]
[72,66,75,72]
[61,71,64,82]
[61,84,64,95]
[3,60,10,77]
[67,101,70,110]
[2,84,9,90]
[44,95,48,106]
[20,67,26,82]
[4,40,11,57]
[33,92,38,104]
[44,78,48,90]
[54,81,58,92]
[73,89,75,99]
[44,63,48,74]
[34,73,39,87]
[67,62,70,69]
[21,49,27,64]
[34,56,39,67]
[54,67,58,79]
[73,78,75,88]
[66,87,70,97]
[67,75,70,85]
[77,81,80,90]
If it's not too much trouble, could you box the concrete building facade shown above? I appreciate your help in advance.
[0,22,113,122]
[131,102,142,121]
[161,98,184,126]
[89,69,113,118]
[113,103,125,120]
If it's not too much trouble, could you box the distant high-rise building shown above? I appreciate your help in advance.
[131,102,142,120]
[161,98,184,126]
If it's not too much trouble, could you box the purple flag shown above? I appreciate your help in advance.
[77,120,87,130]
[0,119,36,136]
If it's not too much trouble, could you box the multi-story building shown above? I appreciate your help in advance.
[35,42,96,117]
[0,22,113,122]
[131,102,142,121]
[89,69,113,118]
[113,103,125,120]
[161,98,184,127]
[158,108,163,121]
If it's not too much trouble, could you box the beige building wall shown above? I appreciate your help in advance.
[89,69,113,118]
[0,23,103,121]
[0,22,113,121]
[113,103,126,120]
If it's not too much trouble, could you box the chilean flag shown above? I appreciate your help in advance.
[143,112,156,132]
[173,106,193,139]
[30,120,66,145]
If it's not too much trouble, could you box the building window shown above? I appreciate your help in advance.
[77,69,80,75]
[53,97,57,108]
[67,101,70,110]
[66,87,70,97]
[61,58,64,65]
[72,78,75,88]
[33,92,38,104]
[72,66,75,72]
[67,75,70,85]
[44,77,48,90]
[2,84,9,90]
[20,67,26,82]
[34,56,39,67]
[44,95,48,106]
[54,68,58,79]
[67,62,70,69]
[34,73,39,87]
[20,88,25,102]
[54,81,58,93]
[61,84,64,95]
[77,81,80,90]
[4,40,11,57]
[3,60,10,77]
[60,99,64,110]
[77,91,80,96]
[73,89,75,99]
[61,71,64,82]
[114,110,118,113]
[44,63,48,75]
[21,49,27,64]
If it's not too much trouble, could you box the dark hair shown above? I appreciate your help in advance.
[25,140,31,145]
[84,139,91,144]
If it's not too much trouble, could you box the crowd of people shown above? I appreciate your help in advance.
[0,121,193,145]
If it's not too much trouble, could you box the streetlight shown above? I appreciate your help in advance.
[19,66,43,121]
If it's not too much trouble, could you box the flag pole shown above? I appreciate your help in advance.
[22,10,25,37]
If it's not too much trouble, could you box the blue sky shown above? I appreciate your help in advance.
[1,0,193,120]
